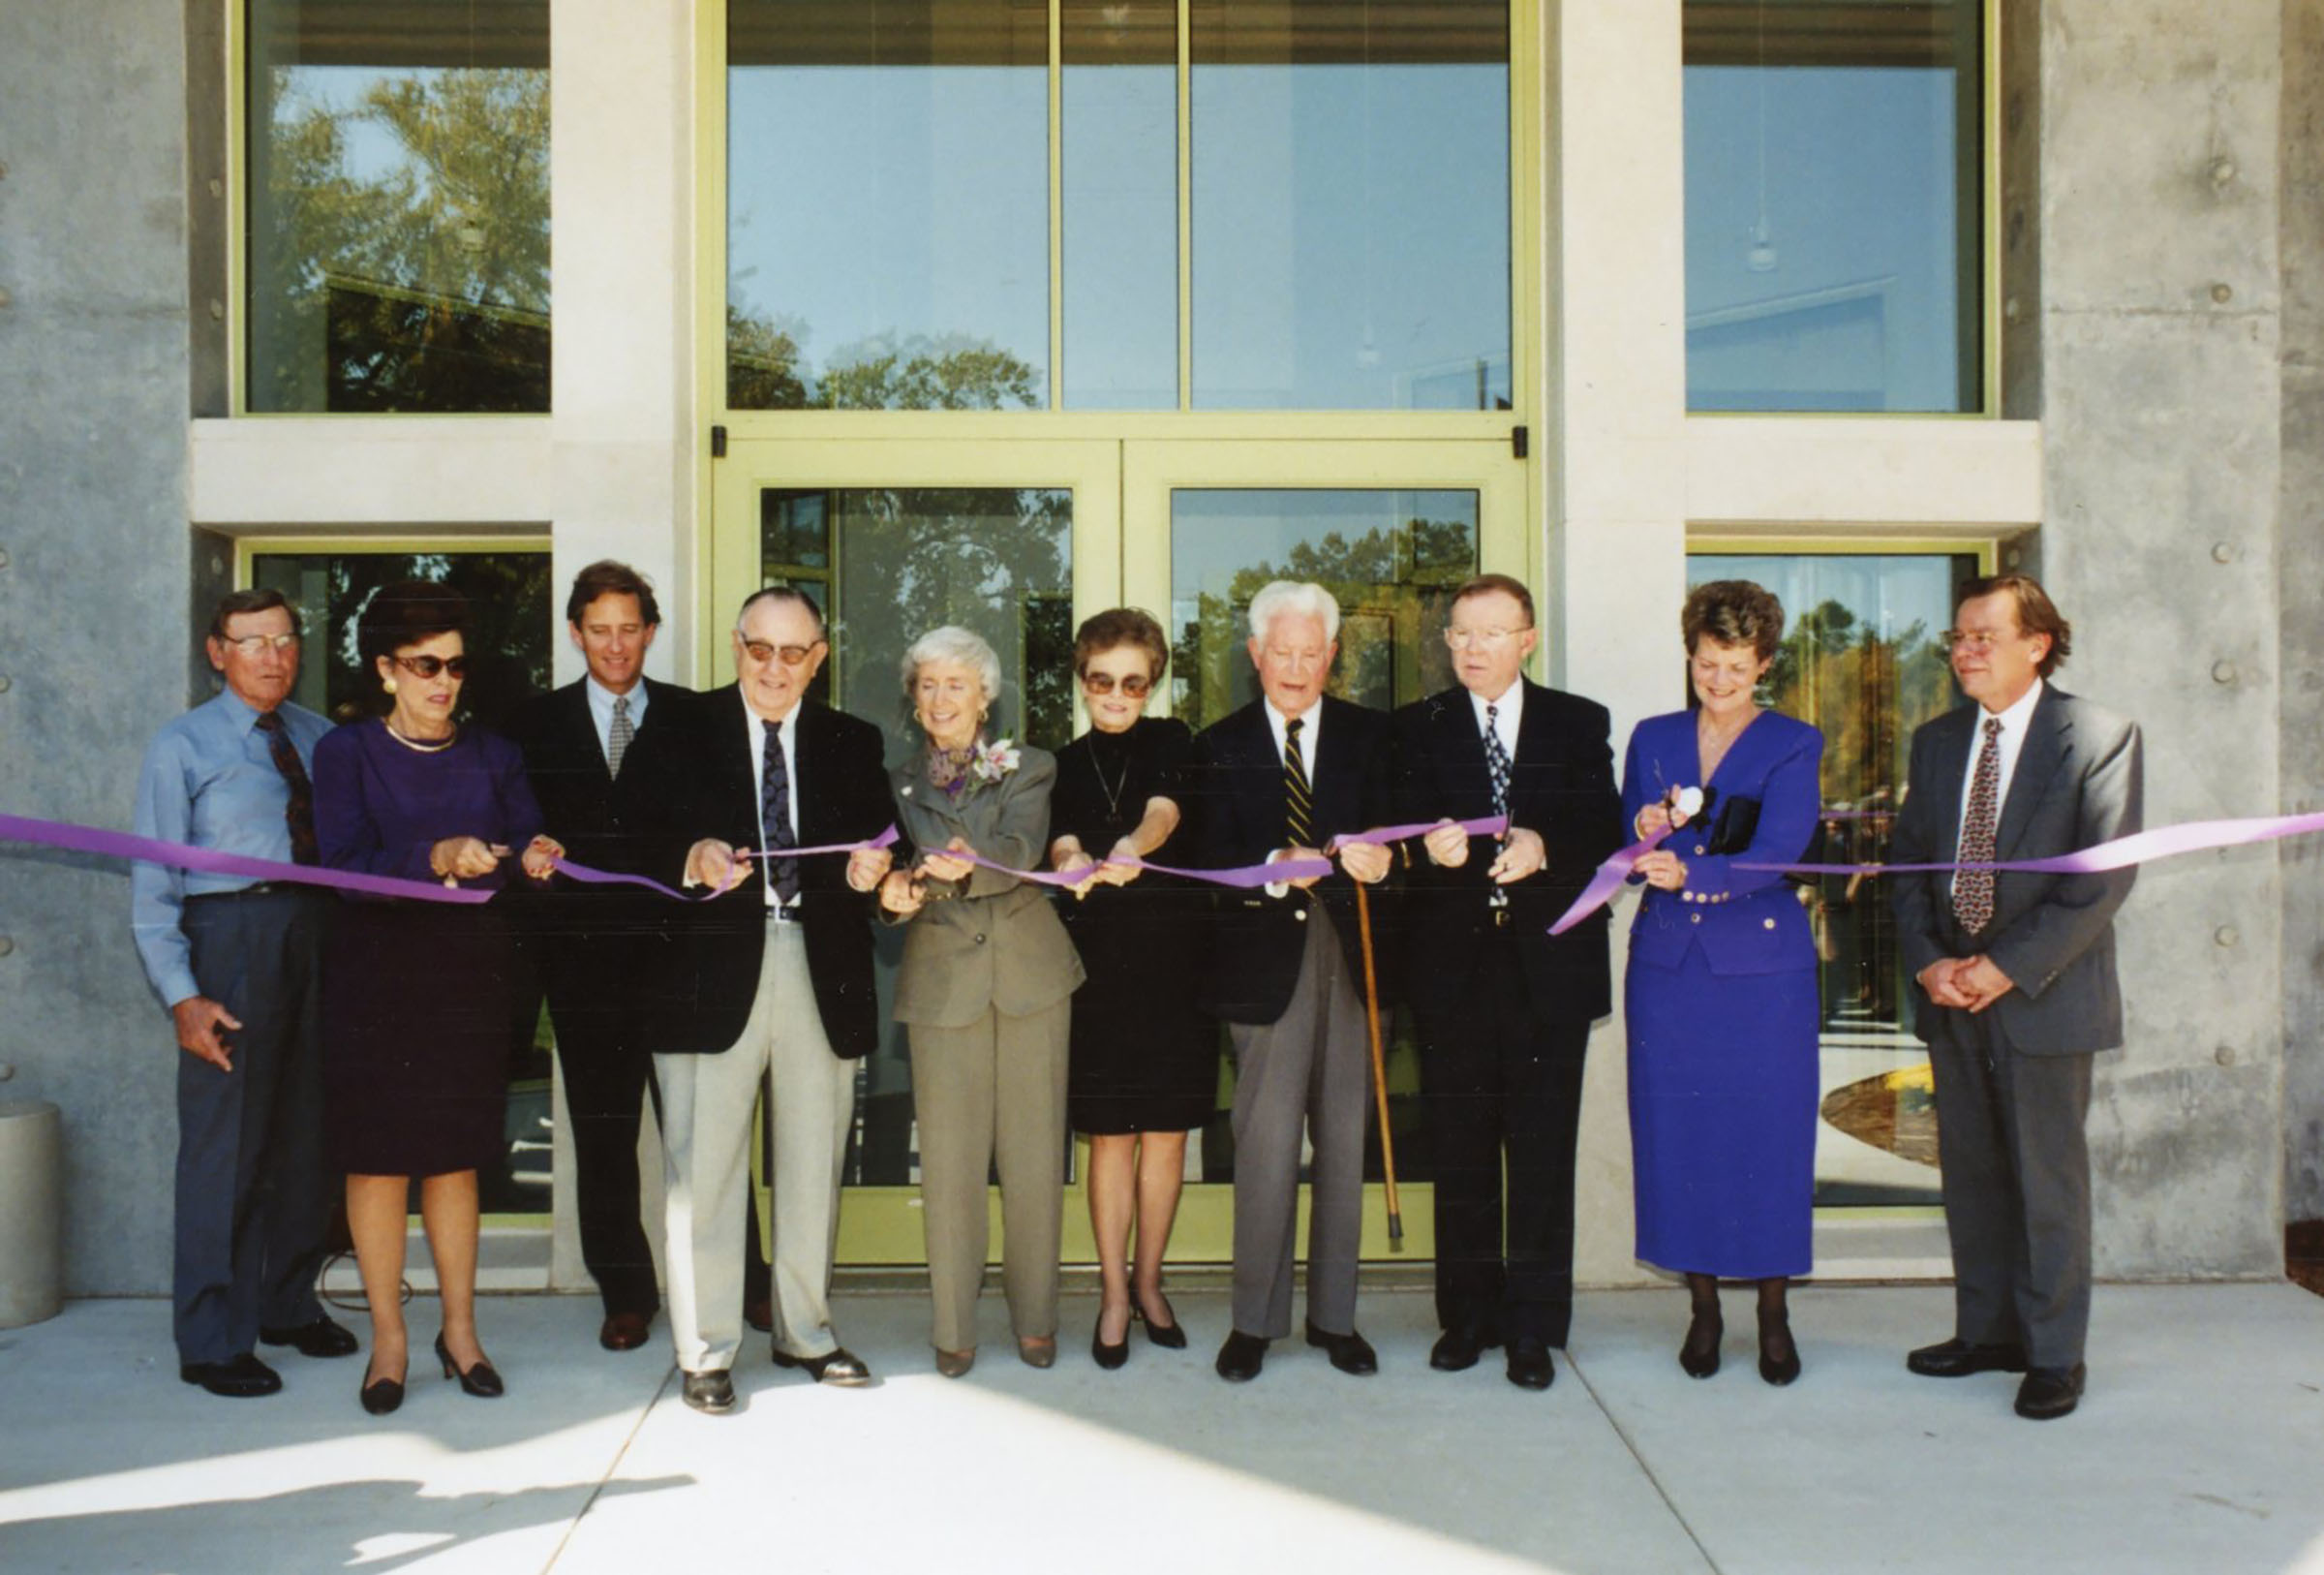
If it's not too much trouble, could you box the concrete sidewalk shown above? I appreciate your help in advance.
[1,1282,2319,1574]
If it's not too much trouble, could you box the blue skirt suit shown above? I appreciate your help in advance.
[1619,709,1823,1280]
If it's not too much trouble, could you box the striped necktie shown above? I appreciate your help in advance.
[1283,715,1314,849]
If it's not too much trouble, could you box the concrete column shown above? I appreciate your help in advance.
[2038,0,2285,1276]
[1549,0,1691,1289]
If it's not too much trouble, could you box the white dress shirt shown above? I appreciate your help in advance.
[1468,677,1523,762]
[1952,677,2044,902]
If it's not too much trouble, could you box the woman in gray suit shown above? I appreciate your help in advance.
[878,626,1086,1376]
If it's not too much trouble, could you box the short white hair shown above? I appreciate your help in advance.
[1246,580,1341,646]
[901,625,1002,709]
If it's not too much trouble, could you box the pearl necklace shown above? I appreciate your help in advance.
[383,720,458,755]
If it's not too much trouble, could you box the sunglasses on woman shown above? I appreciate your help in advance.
[393,654,470,680]
[1081,671,1152,697]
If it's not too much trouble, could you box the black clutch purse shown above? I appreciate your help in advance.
[1696,789,1817,886]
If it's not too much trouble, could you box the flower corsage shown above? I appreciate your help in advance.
[930,736,1023,803]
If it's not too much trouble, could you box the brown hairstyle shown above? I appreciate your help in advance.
[1955,572,2071,676]
[1073,606,1171,684]
[1682,579,1787,661]
[1449,572,1536,629]
[566,559,661,627]
[207,587,299,641]
[357,579,470,667]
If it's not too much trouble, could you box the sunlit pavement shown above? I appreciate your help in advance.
[3,1283,2321,1574]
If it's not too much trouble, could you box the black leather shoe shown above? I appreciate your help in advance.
[1429,1325,1499,1372]
[773,1345,872,1386]
[1907,1338,2029,1378]
[743,1295,775,1335]
[358,1363,406,1416]
[435,1332,505,1398]
[1758,1311,1802,1386]
[599,1312,653,1351]
[1506,1337,1554,1391]
[179,1353,283,1398]
[1679,1312,1723,1378]
[1215,1330,1269,1382]
[260,1316,359,1359]
[1092,1305,1130,1371]
[1303,1321,1377,1375]
[682,1370,736,1413]
[1132,1285,1188,1349]
[2014,1363,2086,1420]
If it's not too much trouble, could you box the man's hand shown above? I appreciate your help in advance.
[685,838,751,893]
[1275,846,1328,891]
[1487,826,1545,885]
[1954,954,2016,1013]
[172,997,240,1072]
[521,835,564,881]
[846,845,894,893]
[1422,818,1470,868]
[1338,840,1390,885]
[1916,957,1976,1009]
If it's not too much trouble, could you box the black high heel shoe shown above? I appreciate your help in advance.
[1757,1310,1802,1386]
[1679,1310,1723,1378]
[1092,1303,1130,1371]
[435,1332,505,1398]
[1133,1285,1188,1349]
[359,1360,408,1415]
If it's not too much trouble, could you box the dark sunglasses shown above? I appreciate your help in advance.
[1081,671,1153,697]
[393,654,470,680]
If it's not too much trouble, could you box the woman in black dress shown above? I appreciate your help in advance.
[313,582,560,1414]
[1048,608,1214,1368]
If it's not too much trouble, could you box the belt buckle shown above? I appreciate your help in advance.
[1491,907,1512,929]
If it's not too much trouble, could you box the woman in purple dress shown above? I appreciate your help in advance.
[313,581,560,1415]
[1621,580,1823,1386]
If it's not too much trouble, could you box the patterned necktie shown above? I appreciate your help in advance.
[1954,716,2003,934]
[762,721,801,904]
[1283,716,1314,849]
[606,694,634,779]
[253,711,319,867]
[1484,703,1514,909]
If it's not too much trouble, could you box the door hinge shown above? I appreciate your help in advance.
[1511,425,1529,460]
[710,424,728,459]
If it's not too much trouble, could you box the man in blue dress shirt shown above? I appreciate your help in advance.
[132,589,357,1396]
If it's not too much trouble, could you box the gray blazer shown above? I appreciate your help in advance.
[1890,684,2144,1056]
[888,742,1086,1029]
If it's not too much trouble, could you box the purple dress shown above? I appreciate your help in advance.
[313,719,544,1176]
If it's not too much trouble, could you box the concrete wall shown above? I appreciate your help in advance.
[2039,0,2287,1275]
[0,0,195,1293]
[2279,0,2324,1227]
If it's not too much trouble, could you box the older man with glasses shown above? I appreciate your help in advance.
[132,589,358,1397]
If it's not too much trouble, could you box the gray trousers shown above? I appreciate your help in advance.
[1930,1008,2095,1369]
[908,1000,1070,1353]
[655,922,854,1374]
[175,891,333,1365]
[1227,906,1370,1341]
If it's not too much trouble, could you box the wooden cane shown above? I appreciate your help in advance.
[1352,877,1404,1243]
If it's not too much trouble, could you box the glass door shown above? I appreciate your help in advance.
[713,440,1118,1262]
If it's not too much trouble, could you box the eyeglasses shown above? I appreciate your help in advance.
[393,654,469,680]
[742,639,822,667]
[1942,630,2018,654]
[1444,626,1531,651]
[220,633,301,656]
[1081,671,1153,697]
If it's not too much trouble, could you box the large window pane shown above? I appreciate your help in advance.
[1684,550,1979,1206]
[1190,1,1512,410]
[246,0,552,413]
[728,1,1050,410]
[1062,0,1177,409]
[1683,0,1983,412]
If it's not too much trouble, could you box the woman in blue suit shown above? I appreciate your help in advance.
[1621,580,1823,1386]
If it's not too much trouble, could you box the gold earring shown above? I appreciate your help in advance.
[383,677,399,695]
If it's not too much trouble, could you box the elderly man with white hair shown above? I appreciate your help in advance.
[1190,580,1395,1382]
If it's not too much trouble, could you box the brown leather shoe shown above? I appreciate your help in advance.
[743,1295,775,1335]
[599,1312,653,1352]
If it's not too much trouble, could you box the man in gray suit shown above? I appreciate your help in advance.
[1890,573,2142,1421]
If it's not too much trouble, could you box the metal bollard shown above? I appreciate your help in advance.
[0,1100,63,1328]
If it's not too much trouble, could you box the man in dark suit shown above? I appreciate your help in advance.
[1391,573,1622,1391]
[657,586,896,1414]
[511,561,775,1353]
[1191,580,1393,1383]
[1890,573,2142,1421]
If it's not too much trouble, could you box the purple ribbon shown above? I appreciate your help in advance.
[553,826,902,902]
[926,814,1512,893]
[1548,827,1672,936]
[1,813,496,905]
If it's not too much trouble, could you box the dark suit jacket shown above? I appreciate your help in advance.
[656,689,898,1060]
[1890,684,2143,1056]
[1391,680,1623,1025]
[1187,695,1395,1026]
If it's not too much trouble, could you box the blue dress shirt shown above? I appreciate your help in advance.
[131,689,332,1008]
[585,676,648,763]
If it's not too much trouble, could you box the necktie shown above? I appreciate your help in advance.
[762,722,800,905]
[1484,704,1513,909]
[1283,716,1314,849]
[606,694,634,779]
[1954,716,2003,934]
[253,711,319,867]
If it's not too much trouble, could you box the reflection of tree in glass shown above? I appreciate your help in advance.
[1171,520,1473,732]
[726,306,1042,411]
[255,68,551,413]
[1769,601,1953,806]
[831,490,1073,760]
[316,554,553,734]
